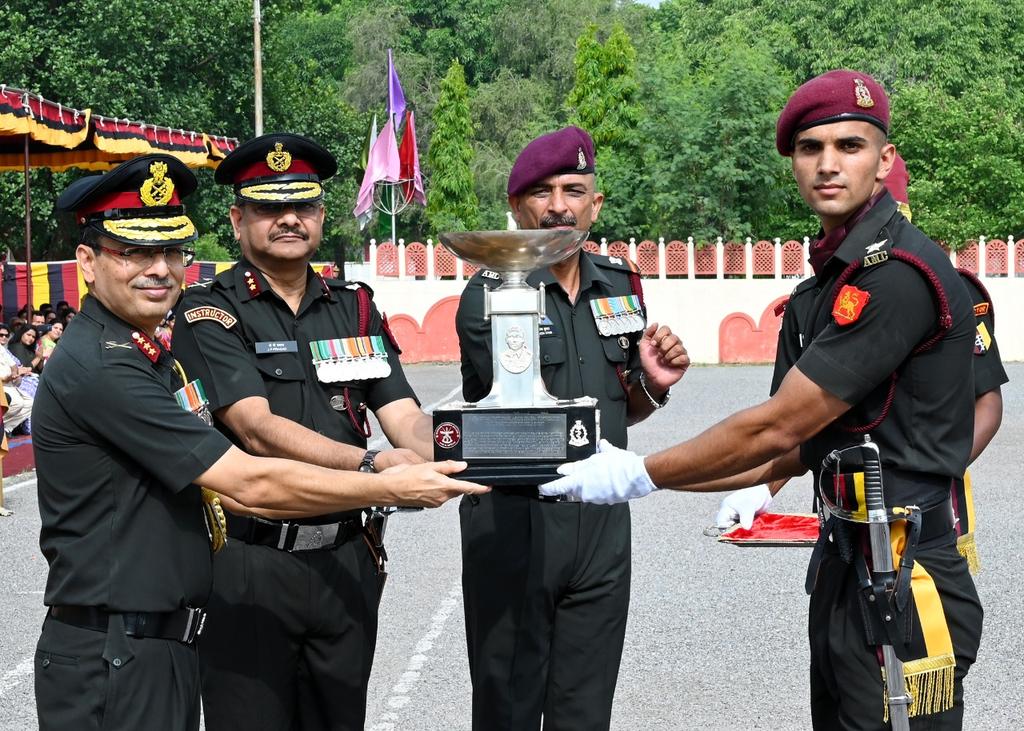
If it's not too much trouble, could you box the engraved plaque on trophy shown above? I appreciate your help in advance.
[432,229,600,486]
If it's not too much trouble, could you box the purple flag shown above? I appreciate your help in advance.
[387,49,407,128]
[353,117,401,229]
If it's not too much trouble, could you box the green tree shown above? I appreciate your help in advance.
[566,24,643,238]
[426,60,478,233]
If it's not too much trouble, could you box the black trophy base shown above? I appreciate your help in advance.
[432,403,599,486]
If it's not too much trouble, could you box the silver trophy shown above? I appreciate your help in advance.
[432,229,600,485]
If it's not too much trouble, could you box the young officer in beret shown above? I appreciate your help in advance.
[543,71,984,729]
[455,126,690,730]
[170,133,439,730]
[32,154,483,731]
[716,154,1007,573]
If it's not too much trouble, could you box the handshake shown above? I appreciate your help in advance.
[540,440,774,528]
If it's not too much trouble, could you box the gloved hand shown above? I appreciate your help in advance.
[714,484,773,530]
[539,439,657,505]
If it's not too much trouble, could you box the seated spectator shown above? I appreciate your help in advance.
[30,311,45,327]
[0,325,33,436]
[45,311,58,325]
[10,325,43,374]
[60,307,78,328]
[7,317,26,333]
[38,321,63,363]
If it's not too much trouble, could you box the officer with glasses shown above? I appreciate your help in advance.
[32,154,483,731]
[172,133,437,730]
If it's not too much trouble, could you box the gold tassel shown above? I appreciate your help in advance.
[957,533,980,575]
[882,655,956,722]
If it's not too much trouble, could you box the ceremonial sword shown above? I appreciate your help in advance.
[821,436,912,730]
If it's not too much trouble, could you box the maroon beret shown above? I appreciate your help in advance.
[883,153,909,204]
[776,69,889,156]
[507,126,596,197]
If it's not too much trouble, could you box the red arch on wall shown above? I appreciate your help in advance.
[718,295,788,363]
[385,296,461,363]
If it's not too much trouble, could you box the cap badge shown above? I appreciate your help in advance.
[854,79,875,109]
[140,161,175,206]
[266,142,292,173]
[576,147,587,170]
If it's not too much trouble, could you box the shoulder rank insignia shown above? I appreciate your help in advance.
[104,340,132,350]
[183,306,238,329]
[242,269,262,297]
[185,279,214,289]
[773,297,790,317]
[131,330,160,363]
[139,161,175,206]
[973,302,989,317]
[832,285,870,326]
[608,256,622,265]
[266,142,292,172]
[974,322,992,355]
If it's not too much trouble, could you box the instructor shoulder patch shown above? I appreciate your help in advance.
[183,306,238,329]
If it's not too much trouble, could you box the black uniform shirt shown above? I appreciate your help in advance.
[173,261,415,442]
[456,252,643,451]
[791,194,976,504]
[172,261,416,520]
[33,296,232,611]
[959,274,1009,397]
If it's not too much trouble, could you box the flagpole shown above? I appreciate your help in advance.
[253,0,264,136]
[391,113,397,246]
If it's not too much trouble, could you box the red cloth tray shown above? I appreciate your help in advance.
[718,512,820,547]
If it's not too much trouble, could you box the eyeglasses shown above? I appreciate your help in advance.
[96,244,195,267]
[246,202,322,218]
[0,333,9,338]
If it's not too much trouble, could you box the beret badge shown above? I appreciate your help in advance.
[140,161,175,206]
[854,79,875,109]
[576,147,586,170]
[266,142,293,173]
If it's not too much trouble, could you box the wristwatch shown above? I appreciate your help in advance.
[358,450,380,473]
[639,372,670,409]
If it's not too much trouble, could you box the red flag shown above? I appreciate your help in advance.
[397,110,426,206]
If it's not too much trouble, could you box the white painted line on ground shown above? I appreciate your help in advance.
[3,476,37,495]
[367,584,462,731]
[0,654,34,698]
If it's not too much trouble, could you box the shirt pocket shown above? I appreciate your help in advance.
[599,336,630,400]
[539,337,567,387]
[254,352,306,421]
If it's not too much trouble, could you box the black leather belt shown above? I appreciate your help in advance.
[49,605,206,644]
[225,513,364,552]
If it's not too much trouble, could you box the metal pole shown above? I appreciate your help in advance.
[391,186,397,246]
[23,134,33,312]
[253,0,264,136]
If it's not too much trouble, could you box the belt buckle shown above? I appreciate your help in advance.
[181,607,207,644]
[291,523,339,551]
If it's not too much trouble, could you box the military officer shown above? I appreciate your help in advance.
[171,133,437,730]
[544,71,984,729]
[31,154,482,731]
[715,153,1008,569]
[455,126,689,730]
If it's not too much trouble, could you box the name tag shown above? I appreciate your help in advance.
[255,341,298,354]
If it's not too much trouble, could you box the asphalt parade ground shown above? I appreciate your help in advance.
[2,362,1021,730]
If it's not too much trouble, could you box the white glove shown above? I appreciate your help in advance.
[714,484,773,530]
[539,439,657,505]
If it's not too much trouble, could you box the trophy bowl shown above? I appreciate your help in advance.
[439,229,588,274]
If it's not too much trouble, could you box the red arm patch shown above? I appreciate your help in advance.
[832,285,870,326]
